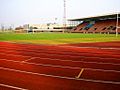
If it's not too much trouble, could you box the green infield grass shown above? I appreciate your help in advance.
[0,32,120,45]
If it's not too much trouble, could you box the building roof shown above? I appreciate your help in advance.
[68,13,120,22]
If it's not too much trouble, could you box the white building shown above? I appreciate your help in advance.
[23,23,71,32]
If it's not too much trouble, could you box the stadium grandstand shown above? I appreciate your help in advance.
[69,13,120,34]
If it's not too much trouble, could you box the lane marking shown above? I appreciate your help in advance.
[59,46,120,50]
[0,42,120,58]
[1,41,120,52]
[0,58,120,73]
[0,83,28,90]
[2,40,120,49]
[0,46,120,58]
[1,51,120,66]
[0,66,120,85]
[0,52,120,67]
[76,68,84,79]
[21,57,37,63]
[26,57,120,66]
[0,46,119,56]
[0,52,30,58]
[0,51,120,63]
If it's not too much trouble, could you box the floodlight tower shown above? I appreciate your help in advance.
[63,0,66,33]
[1,24,4,32]
[116,13,119,37]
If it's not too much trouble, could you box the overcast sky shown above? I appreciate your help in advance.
[0,0,120,27]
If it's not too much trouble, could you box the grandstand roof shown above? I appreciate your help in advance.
[69,13,120,21]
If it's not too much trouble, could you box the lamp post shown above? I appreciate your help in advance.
[116,13,119,37]
[63,0,66,33]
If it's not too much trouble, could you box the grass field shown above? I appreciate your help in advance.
[0,32,120,45]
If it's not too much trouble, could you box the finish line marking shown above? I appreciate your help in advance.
[76,68,84,79]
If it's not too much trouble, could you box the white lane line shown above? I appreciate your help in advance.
[0,50,120,64]
[59,45,120,50]
[0,44,120,57]
[101,47,120,50]
[0,58,120,73]
[0,52,30,58]
[0,51,120,62]
[0,51,119,67]
[0,83,28,90]
[2,41,120,50]
[21,57,37,63]
[0,66,120,85]
[1,50,120,62]
[1,42,120,55]
[27,57,120,66]
[0,45,120,56]
[0,47,120,58]
[23,62,120,73]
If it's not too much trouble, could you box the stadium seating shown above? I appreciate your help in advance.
[71,19,120,34]
[71,22,87,33]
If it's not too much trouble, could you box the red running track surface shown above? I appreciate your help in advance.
[0,41,120,90]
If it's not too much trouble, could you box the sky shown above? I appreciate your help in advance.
[0,0,120,28]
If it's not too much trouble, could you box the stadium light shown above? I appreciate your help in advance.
[63,0,66,33]
[1,24,4,32]
[116,13,119,37]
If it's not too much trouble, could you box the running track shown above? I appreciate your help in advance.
[0,41,120,90]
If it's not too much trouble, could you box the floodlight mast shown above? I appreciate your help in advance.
[1,24,4,32]
[63,0,66,33]
[116,13,119,37]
